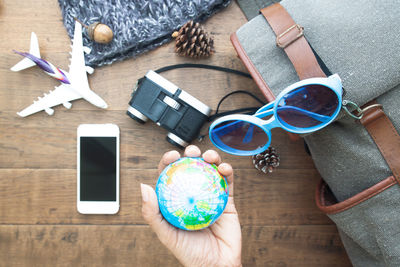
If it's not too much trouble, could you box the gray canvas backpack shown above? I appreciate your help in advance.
[231,1,400,266]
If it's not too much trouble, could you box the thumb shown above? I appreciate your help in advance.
[140,183,178,246]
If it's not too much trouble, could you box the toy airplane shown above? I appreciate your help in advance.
[11,21,108,117]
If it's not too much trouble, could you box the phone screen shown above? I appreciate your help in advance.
[80,137,117,201]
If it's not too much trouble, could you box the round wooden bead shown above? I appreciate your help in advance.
[88,22,113,44]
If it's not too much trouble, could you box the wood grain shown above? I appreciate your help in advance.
[0,169,331,225]
[0,225,350,267]
[0,111,314,169]
[0,0,351,266]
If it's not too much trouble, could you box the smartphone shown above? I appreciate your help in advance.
[77,124,120,214]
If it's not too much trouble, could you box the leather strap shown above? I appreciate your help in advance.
[260,3,326,80]
[360,104,400,183]
[261,3,400,183]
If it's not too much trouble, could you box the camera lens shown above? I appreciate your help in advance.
[127,106,148,124]
[166,133,188,149]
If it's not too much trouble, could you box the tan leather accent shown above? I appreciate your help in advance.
[316,176,397,215]
[360,105,400,183]
[260,3,326,80]
[230,33,300,142]
[230,33,276,102]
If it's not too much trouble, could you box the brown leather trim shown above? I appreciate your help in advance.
[260,3,326,80]
[230,33,276,102]
[230,32,300,142]
[316,176,397,215]
[360,105,400,183]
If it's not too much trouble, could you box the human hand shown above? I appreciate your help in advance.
[141,145,242,267]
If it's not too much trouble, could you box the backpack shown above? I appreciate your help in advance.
[231,1,400,266]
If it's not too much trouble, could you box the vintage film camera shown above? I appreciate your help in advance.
[127,70,211,148]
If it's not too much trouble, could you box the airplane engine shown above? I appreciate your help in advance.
[63,102,72,109]
[45,108,54,115]
[83,46,91,54]
[85,66,94,74]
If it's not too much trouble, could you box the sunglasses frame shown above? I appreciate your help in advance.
[209,74,343,156]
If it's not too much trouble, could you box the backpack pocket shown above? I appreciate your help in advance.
[316,177,400,267]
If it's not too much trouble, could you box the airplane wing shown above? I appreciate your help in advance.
[17,84,82,117]
[68,21,90,89]
[66,22,107,109]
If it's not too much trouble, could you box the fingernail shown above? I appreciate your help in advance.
[140,183,149,202]
[163,150,180,164]
[187,146,201,155]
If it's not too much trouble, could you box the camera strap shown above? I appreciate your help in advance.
[153,63,253,78]
[144,63,267,121]
[134,63,269,141]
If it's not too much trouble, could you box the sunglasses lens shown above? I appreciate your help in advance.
[210,120,269,152]
[276,84,339,128]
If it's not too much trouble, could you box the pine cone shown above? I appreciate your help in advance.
[252,147,280,174]
[172,21,214,58]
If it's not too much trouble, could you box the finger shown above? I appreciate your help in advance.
[158,150,181,174]
[140,183,178,246]
[202,149,222,165]
[210,162,240,256]
[223,197,238,214]
[218,163,234,197]
[183,145,201,158]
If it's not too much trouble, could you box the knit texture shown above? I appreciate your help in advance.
[58,0,231,67]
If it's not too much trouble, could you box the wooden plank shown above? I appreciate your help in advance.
[242,225,351,266]
[0,225,179,267]
[0,111,315,170]
[0,225,350,267]
[0,169,331,225]
[1,53,263,111]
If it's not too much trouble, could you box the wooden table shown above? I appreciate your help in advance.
[0,1,351,266]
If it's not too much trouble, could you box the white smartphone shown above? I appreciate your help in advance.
[77,124,120,214]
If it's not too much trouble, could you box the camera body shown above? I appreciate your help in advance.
[127,70,211,148]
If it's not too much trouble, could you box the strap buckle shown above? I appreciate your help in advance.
[342,100,383,120]
[276,24,304,48]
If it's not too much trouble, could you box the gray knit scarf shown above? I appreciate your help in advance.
[58,0,231,67]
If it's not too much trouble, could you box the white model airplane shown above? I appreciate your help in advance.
[11,21,108,117]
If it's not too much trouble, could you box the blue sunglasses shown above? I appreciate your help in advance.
[209,74,343,156]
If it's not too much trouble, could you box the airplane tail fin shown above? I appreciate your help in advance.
[11,32,41,72]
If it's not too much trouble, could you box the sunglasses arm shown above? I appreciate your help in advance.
[254,108,274,119]
[256,101,275,114]
[277,106,331,123]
